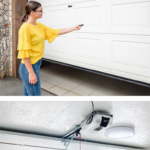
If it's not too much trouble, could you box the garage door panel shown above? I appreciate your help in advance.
[110,0,150,35]
[66,0,96,4]
[112,59,150,78]
[73,33,112,60]
[74,37,101,59]
[61,54,113,73]
[37,7,49,25]
[1,130,141,150]
[0,144,21,150]
[44,5,74,28]
[110,0,150,5]
[112,41,150,69]
[44,41,49,56]
[146,77,150,83]
[112,2,150,27]
[35,0,55,7]
[47,9,67,27]
[68,54,112,69]
[111,34,150,78]
[112,69,148,83]
[49,37,67,54]
[43,52,65,60]
[45,36,68,57]
[57,0,97,5]
[75,6,101,27]
[35,0,150,83]
[68,33,112,69]
[73,1,101,27]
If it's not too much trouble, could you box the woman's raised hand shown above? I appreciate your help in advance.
[74,24,84,30]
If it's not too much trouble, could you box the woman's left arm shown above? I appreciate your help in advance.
[59,24,83,35]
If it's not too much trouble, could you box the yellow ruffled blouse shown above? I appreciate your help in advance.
[17,22,60,64]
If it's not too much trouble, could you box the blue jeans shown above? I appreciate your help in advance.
[19,58,42,96]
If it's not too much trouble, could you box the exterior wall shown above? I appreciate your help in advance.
[0,0,12,79]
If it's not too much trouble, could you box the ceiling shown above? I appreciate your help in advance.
[0,101,150,150]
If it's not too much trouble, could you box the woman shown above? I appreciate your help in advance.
[17,1,83,96]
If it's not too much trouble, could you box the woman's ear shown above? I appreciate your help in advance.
[30,11,34,16]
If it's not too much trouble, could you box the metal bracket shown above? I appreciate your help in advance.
[62,133,76,150]
[62,125,82,150]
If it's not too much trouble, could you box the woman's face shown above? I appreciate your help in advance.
[31,6,43,19]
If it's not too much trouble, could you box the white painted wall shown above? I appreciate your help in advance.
[32,0,150,84]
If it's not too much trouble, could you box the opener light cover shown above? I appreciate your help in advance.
[105,127,135,139]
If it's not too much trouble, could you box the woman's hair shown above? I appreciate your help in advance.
[20,1,41,22]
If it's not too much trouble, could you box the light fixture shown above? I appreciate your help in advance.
[105,126,135,139]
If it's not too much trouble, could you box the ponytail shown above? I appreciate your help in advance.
[20,13,28,22]
[20,1,41,23]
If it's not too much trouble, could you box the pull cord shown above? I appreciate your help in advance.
[78,134,81,150]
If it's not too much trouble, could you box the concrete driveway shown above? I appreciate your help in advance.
[0,76,54,96]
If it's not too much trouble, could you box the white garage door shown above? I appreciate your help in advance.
[31,0,150,84]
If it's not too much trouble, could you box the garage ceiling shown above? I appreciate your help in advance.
[0,101,149,150]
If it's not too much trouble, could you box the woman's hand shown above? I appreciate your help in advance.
[29,72,38,84]
[23,58,38,85]
[74,24,84,31]
[59,24,84,35]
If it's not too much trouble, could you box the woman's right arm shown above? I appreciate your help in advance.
[23,58,37,85]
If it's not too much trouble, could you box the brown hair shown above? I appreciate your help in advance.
[20,1,41,22]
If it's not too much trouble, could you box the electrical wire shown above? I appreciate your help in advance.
[86,101,95,125]
[91,101,94,112]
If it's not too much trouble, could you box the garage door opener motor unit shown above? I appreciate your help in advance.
[62,111,113,149]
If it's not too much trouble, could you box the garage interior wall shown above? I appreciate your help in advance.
[0,0,12,79]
